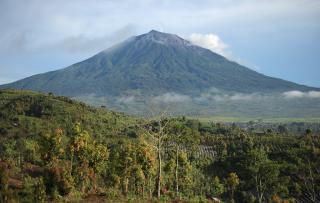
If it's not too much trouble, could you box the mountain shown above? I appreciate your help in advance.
[1,30,319,117]
[1,30,317,95]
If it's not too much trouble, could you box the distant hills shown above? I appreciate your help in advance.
[1,30,319,117]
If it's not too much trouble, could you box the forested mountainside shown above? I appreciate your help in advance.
[1,31,319,118]
[0,89,319,202]
[1,31,316,97]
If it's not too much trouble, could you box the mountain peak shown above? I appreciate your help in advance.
[136,30,191,47]
[146,29,171,36]
[148,29,161,34]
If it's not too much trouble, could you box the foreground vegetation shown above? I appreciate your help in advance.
[0,89,319,202]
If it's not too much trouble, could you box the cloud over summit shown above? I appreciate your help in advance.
[189,33,230,57]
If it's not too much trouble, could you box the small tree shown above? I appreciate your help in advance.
[136,138,156,198]
[305,128,312,136]
[22,176,46,202]
[226,172,240,202]
[241,148,280,203]
[211,176,224,198]
[139,111,170,199]
[167,120,199,199]
[39,128,65,164]
[69,122,108,192]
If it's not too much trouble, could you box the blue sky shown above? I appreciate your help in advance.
[0,0,319,87]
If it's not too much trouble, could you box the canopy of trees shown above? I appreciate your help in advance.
[0,90,319,202]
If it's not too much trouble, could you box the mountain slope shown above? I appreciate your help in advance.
[1,30,317,97]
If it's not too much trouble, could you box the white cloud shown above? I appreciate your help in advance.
[115,90,320,106]
[208,93,263,101]
[283,91,320,98]
[117,95,136,103]
[189,33,230,57]
[152,92,192,103]
[308,91,320,98]
[283,91,304,98]
[194,90,266,102]
[229,93,256,101]
[188,33,260,70]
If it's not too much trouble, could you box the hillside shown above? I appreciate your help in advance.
[0,89,319,202]
[0,89,136,140]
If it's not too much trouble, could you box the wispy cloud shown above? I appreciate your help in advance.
[284,91,320,99]
[151,90,267,104]
[114,89,320,106]
[117,95,136,103]
[51,25,137,53]
[152,93,192,103]
[195,92,266,102]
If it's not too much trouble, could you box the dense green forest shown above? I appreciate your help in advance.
[0,89,319,202]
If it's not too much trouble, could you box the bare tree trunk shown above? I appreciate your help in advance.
[231,189,234,202]
[70,151,74,176]
[157,139,162,199]
[175,145,179,199]
[257,178,264,203]
[138,109,170,200]
[254,175,263,203]
[142,182,145,198]
[304,160,317,202]
[124,162,129,195]
[149,176,152,199]
[125,177,129,195]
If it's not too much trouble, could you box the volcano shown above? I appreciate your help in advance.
[1,30,319,117]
